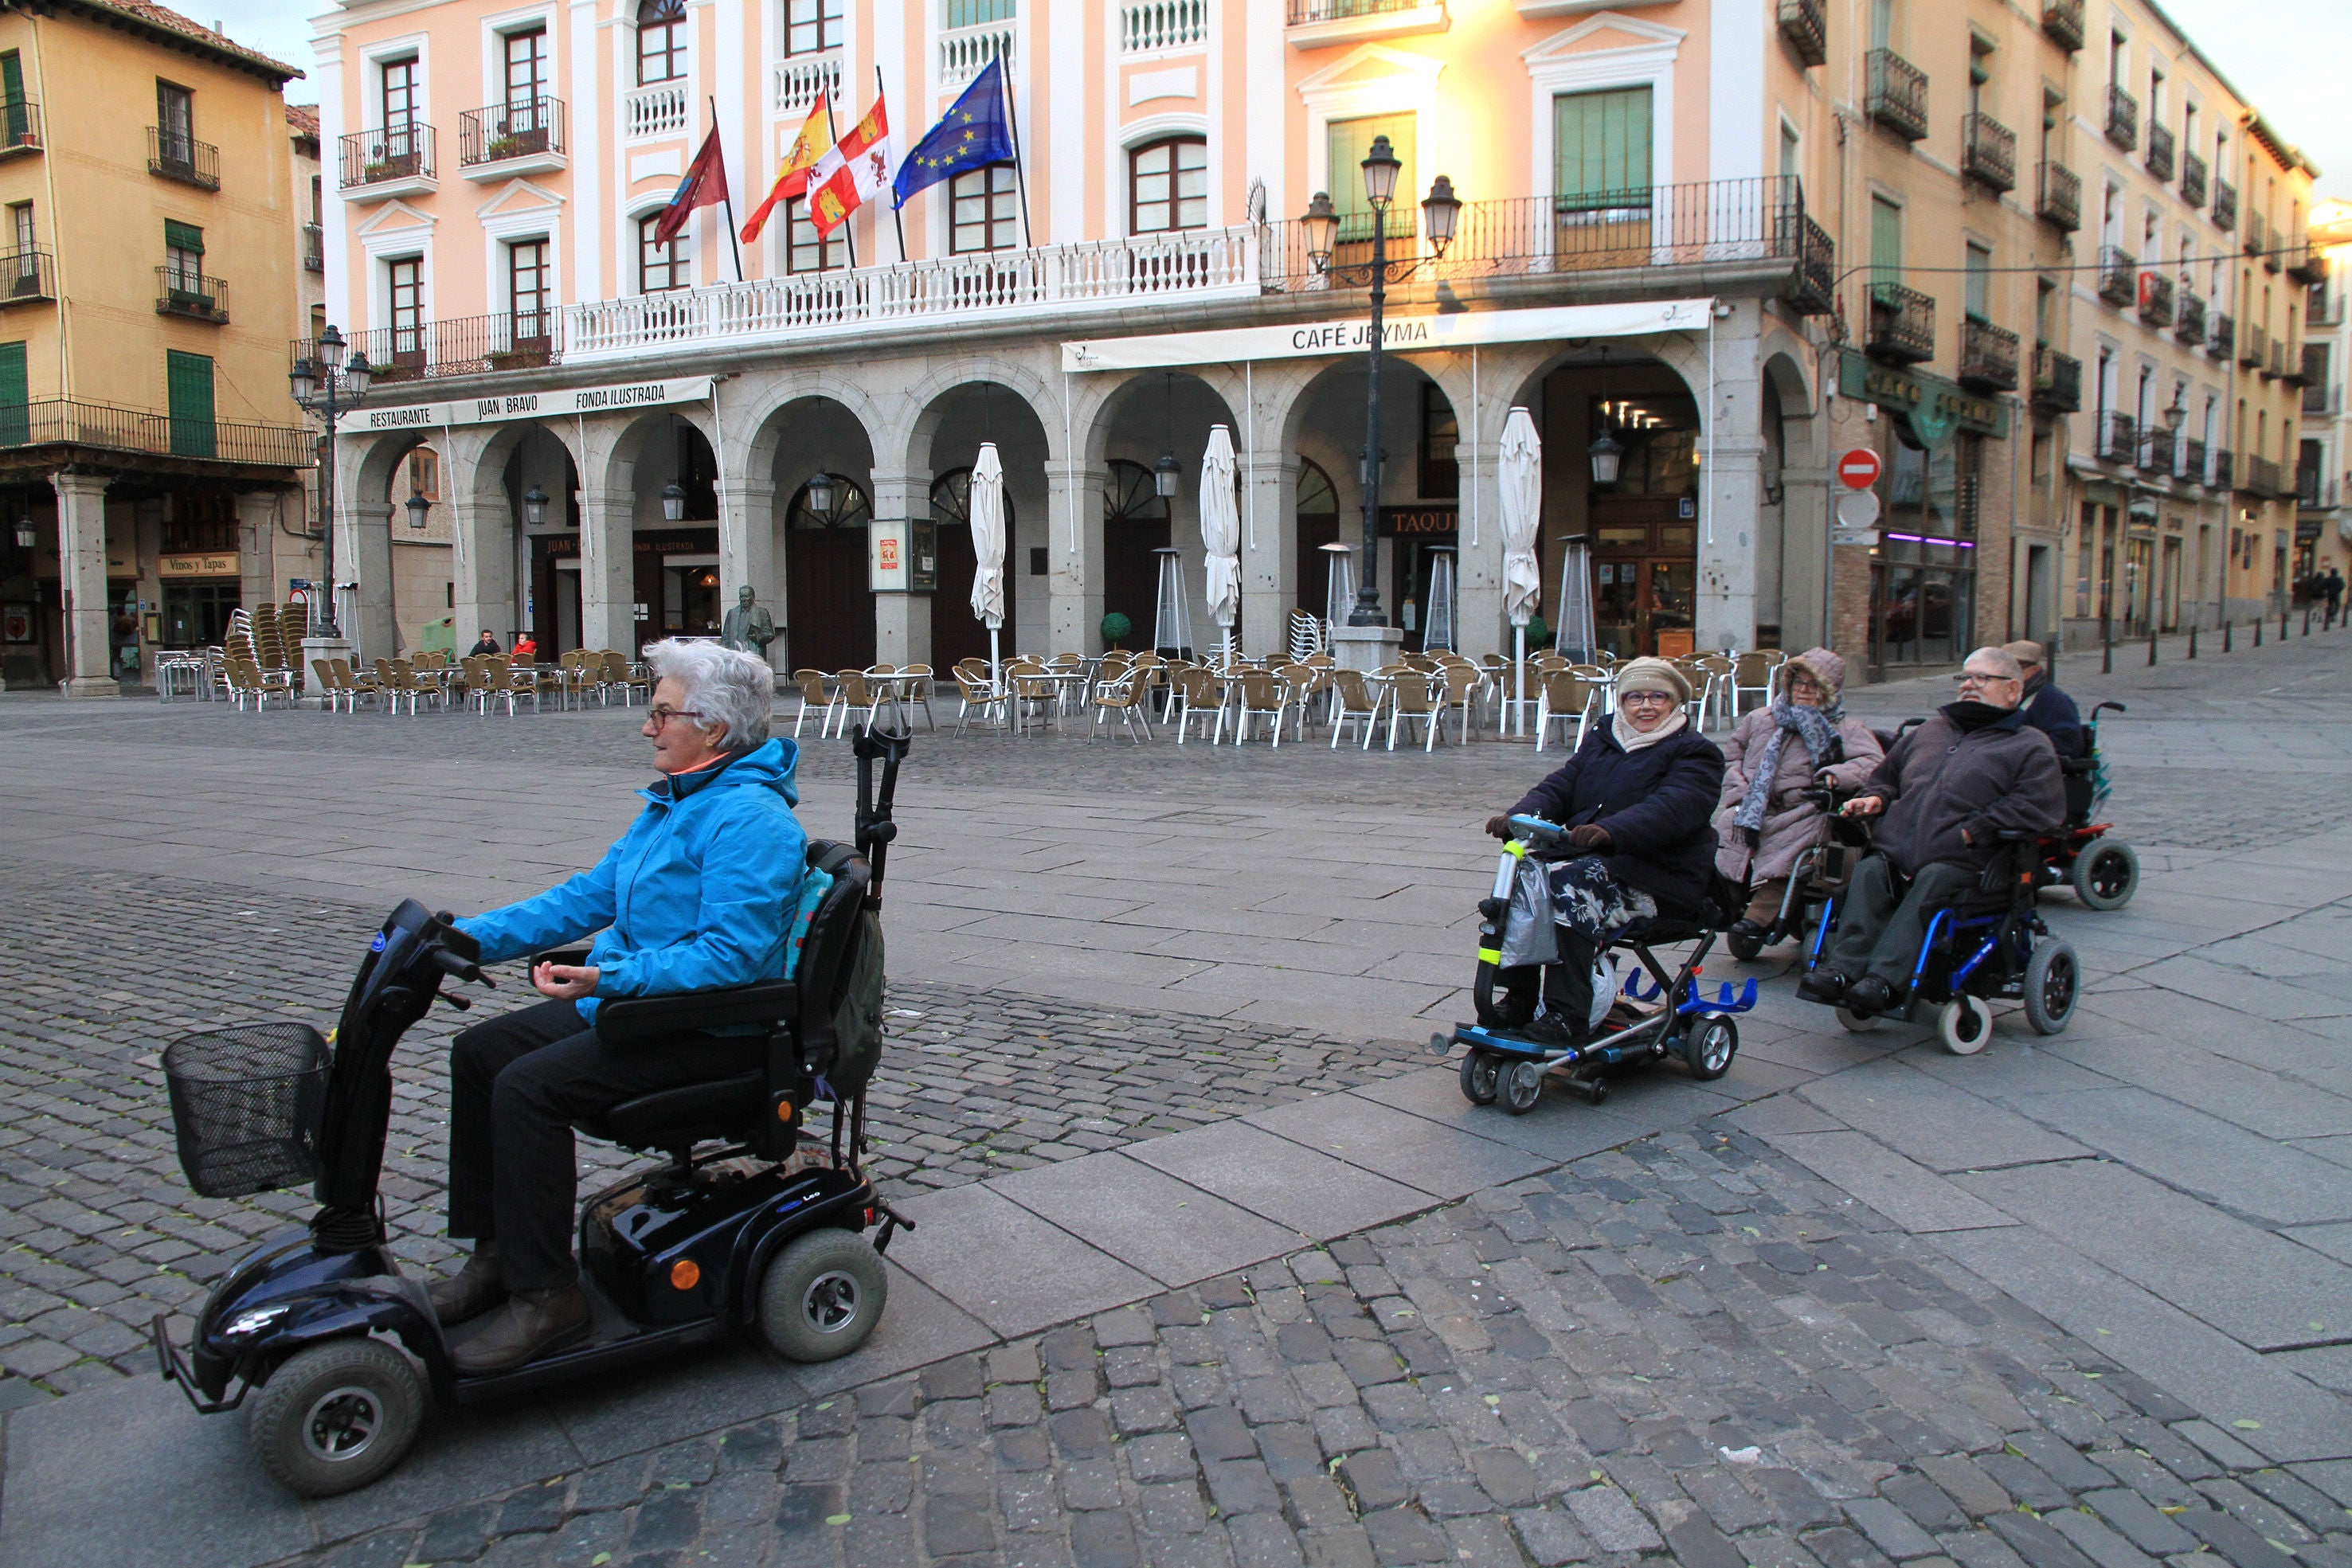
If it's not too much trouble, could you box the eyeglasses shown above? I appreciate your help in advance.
[1619,690,1677,706]
[645,703,709,728]
[1787,675,1825,691]
[1952,671,2013,687]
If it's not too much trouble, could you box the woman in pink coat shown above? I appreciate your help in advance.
[1712,647,1884,946]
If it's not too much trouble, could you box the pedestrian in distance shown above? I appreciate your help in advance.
[2325,568,2344,628]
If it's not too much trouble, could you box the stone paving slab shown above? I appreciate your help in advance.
[1243,1090,1553,1196]
[886,1183,1157,1339]
[986,1150,1303,1287]
[2009,1084,2352,1226]
[1120,1117,1438,1240]
[1763,1130,2019,1234]
[1795,1057,2096,1172]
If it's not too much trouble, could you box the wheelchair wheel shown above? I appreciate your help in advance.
[1682,1017,1738,1081]
[2022,940,2080,1035]
[1499,1060,1544,1115]
[1458,1050,1500,1105]
[2069,841,2139,910]
[1937,995,1994,1055]
[1834,1006,1881,1034]
[1725,926,1765,963]
[759,1228,888,1363]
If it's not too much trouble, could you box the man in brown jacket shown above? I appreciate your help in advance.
[1797,647,2066,1019]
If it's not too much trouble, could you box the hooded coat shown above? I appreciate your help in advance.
[458,737,808,1023]
[1712,649,1885,883]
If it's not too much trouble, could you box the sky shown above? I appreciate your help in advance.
[207,0,2348,200]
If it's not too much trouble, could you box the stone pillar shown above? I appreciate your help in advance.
[1693,303,1766,653]
[53,470,115,696]
[235,488,280,620]
[1330,623,1404,674]
[867,470,929,667]
[1045,460,1105,655]
[719,475,777,655]
[449,494,513,655]
[1237,448,1296,658]
[578,486,636,655]
[1454,436,1505,660]
[346,477,399,660]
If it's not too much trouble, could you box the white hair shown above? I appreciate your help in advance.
[644,639,773,749]
[1965,647,2024,682]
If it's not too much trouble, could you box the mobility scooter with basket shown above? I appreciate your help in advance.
[151,726,915,1498]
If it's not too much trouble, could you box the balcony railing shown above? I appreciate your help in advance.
[774,54,844,117]
[2175,291,2205,343]
[339,124,436,190]
[2240,320,2267,367]
[2267,342,2286,381]
[2031,347,2080,413]
[2139,428,2174,475]
[2210,448,2232,490]
[148,127,219,190]
[2104,85,2138,151]
[2305,381,2342,418]
[2096,410,2136,463]
[1962,114,2016,192]
[2302,470,2338,510]
[0,98,42,156]
[2145,121,2174,182]
[625,84,687,140]
[460,98,565,167]
[1776,0,1826,67]
[1959,319,2019,391]
[2209,312,2233,361]
[1285,0,1431,22]
[1866,51,1929,142]
[2262,223,2282,273]
[2041,0,2084,49]
[1122,0,1205,51]
[2137,269,2173,327]
[940,19,1013,87]
[2288,241,2326,286]
[2243,454,2281,498]
[2182,436,2206,483]
[0,248,53,305]
[2096,246,2136,307]
[1865,283,1935,365]
[0,397,311,467]
[302,223,323,273]
[2181,150,2207,209]
[2036,161,2080,231]
[2245,210,2266,258]
[2213,180,2237,232]
[155,268,228,323]
[293,311,560,385]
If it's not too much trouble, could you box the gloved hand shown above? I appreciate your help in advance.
[1567,823,1612,850]
[1485,815,1515,840]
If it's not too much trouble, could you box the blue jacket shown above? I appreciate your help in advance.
[1509,721,1727,917]
[2021,680,2084,760]
[457,738,807,1023]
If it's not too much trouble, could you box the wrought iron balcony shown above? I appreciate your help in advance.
[340,124,436,192]
[1776,0,1826,67]
[2305,381,2342,418]
[0,98,41,157]
[2031,347,2081,413]
[2213,180,2237,232]
[2302,469,2338,510]
[301,223,323,273]
[2181,151,2206,209]
[2182,436,2206,483]
[2041,0,2084,50]
[1962,114,2016,192]
[2175,291,2205,344]
[148,127,218,190]
[2096,246,2137,308]
[2209,312,2234,361]
[2145,121,2174,182]
[459,98,566,171]
[1959,318,2019,392]
[2037,162,2080,231]
[0,397,311,467]
[292,311,560,385]
[1865,283,1935,365]
[155,268,228,323]
[2096,410,2137,463]
[2105,85,2138,151]
[2240,320,2267,368]
[2137,269,2174,327]
[2267,342,2286,381]
[2245,210,2266,259]
[2262,223,2282,273]
[2289,241,2326,286]
[2211,448,2232,490]
[2243,454,2282,498]
[1867,51,1929,143]
[0,248,53,305]
[2139,428,2174,475]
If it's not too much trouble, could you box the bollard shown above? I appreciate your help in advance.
[2148,628,2158,666]
[2103,629,2113,673]
[2256,616,2264,647]
[2284,609,2291,640]
[2304,608,2312,636]
[2224,620,2233,651]
[2189,624,2198,659]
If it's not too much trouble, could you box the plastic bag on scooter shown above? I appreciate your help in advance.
[1497,858,1560,969]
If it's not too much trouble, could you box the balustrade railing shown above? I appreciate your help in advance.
[773,55,843,116]
[0,397,311,466]
[940,21,1013,86]
[625,84,688,140]
[1122,0,1205,51]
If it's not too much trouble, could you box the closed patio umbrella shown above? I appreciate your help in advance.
[969,441,1008,686]
[1200,424,1241,661]
[1499,405,1543,735]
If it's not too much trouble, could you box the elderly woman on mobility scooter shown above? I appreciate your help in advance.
[1712,647,1884,952]
[1482,657,1725,1049]
[432,639,807,1374]
[1796,646,2066,1020]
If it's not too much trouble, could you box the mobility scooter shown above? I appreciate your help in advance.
[1440,816,1758,1113]
[151,725,914,1497]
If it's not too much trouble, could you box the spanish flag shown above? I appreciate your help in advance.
[741,98,832,244]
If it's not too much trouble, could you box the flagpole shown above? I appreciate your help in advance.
[1000,57,1032,250]
[823,92,856,271]
[880,66,908,264]
[710,96,745,283]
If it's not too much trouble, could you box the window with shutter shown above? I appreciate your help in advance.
[166,350,214,458]
[1326,115,1415,243]
[1552,88,1651,212]
[0,340,25,446]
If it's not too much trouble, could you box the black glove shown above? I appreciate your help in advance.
[1567,823,1612,850]
[1485,815,1515,840]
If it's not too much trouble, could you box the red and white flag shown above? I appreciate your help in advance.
[807,91,890,237]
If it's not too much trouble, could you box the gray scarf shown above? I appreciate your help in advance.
[1732,699,1841,834]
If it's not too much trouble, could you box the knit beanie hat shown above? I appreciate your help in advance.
[1613,656,1691,705]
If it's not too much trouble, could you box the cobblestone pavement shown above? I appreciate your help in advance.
[0,860,1417,1410]
[284,1127,2352,1568]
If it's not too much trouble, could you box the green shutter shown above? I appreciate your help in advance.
[1325,115,1415,243]
[166,350,214,458]
[164,219,204,255]
[1871,197,1904,292]
[0,340,25,446]
[1553,88,1652,209]
[2,53,25,147]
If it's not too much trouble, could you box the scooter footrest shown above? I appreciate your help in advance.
[1454,1025,1579,1066]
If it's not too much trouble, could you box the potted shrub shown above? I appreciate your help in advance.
[1100,612,1132,651]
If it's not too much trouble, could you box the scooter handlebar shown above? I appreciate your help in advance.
[1506,815,1568,850]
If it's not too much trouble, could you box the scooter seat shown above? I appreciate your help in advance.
[583,1072,766,1151]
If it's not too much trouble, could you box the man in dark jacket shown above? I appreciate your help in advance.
[1483,656,1725,1047]
[2004,639,2083,760]
[2326,569,2345,626]
[1798,647,2065,1018]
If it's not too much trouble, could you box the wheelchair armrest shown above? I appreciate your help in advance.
[531,948,593,969]
[597,982,800,1047]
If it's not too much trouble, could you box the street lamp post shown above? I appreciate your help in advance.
[288,324,374,640]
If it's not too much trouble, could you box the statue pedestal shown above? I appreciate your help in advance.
[301,635,354,709]
[1330,624,1405,675]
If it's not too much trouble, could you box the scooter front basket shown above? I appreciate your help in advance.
[162,1023,331,1198]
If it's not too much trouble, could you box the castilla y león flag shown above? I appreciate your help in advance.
[807,92,891,237]
[742,98,832,244]
[653,126,728,246]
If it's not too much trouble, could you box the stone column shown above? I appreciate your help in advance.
[718,475,776,646]
[578,486,636,655]
[1692,303,1767,653]
[448,492,513,655]
[1045,460,1104,655]
[867,469,929,667]
[1237,448,1296,658]
[53,470,115,696]
[235,488,280,619]
[1454,436,1505,660]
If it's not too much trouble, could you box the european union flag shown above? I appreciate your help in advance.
[891,57,1016,208]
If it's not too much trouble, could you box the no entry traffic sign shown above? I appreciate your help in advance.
[1837,448,1883,490]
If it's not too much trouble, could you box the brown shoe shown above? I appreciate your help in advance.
[449,1285,591,1375]
[428,1242,507,1328]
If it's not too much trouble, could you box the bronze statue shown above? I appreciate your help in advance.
[718,585,777,655]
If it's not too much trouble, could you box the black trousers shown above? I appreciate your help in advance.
[1824,858,1981,988]
[446,998,763,1292]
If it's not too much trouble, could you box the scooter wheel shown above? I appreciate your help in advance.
[1833,1006,1881,1034]
[1500,1059,1544,1115]
[1580,1076,1610,1106]
[1682,1016,1739,1081]
[759,1228,889,1363]
[1458,1050,1500,1106]
[246,1337,424,1498]
[2070,842,2139,910]
[1937,995,1995,1055]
